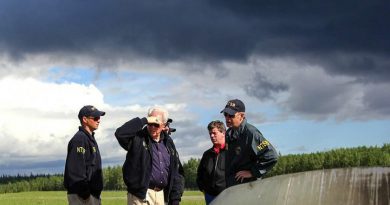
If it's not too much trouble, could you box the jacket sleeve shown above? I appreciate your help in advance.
[66,137,90,199]
[250,131,278,178]
[115,117,147,151]
[169,162,184,205]
[167,139,185,204]
[172,160,185,201]
[196,153,206,192]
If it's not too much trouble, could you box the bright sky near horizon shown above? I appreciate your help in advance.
[0,1,389,175]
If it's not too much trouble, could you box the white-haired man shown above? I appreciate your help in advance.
[115,107,184,205]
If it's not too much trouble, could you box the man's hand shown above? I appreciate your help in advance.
[235,170,253,183]
[162,125,169,132]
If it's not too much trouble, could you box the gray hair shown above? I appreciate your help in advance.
[147,106,169,123]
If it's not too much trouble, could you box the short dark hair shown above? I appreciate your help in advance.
[207,120,226,133]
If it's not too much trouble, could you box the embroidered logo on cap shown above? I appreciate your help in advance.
[227,101,236,108]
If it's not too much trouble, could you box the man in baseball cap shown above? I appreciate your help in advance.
[221,99,278,188]
[64,105,105,205]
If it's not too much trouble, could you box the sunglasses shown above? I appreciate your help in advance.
[223,113,236,118]
[148,123,161,128]
[87,116,100,121]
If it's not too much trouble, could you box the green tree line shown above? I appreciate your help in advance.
[1,144,389,193]
[267,143,390,177]
[0,167,126,193]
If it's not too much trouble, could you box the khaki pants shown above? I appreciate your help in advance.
[67,194,101,205]
[127,189,165,205]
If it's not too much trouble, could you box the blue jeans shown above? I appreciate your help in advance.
[205,193,217,205]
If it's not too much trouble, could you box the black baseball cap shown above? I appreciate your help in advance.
[220,99,245,115]
[78,105,105,120]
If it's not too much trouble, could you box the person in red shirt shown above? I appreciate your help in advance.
[197,120,227,205]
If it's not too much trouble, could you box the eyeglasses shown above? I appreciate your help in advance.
[87,116,100,121]
[223,113,236,118]
[148,123,161,128]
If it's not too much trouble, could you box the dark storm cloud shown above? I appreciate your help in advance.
[362,83,390,117]
[0,0,389,80]
[244,72,288,100]
[0,0,253,61]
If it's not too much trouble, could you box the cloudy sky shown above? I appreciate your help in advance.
[0,1,389,175]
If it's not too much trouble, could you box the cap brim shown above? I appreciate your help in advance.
[220,107,237,115]
[90,110,105,117]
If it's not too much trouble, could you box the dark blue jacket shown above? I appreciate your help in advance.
[115,117,184,204]
[64,127,103,199]
[225,119,278,187]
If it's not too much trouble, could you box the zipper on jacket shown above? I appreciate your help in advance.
[212,153,220,187]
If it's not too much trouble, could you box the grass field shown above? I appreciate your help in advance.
[0,191,205,205]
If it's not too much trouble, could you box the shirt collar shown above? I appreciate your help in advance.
[213,143,226,154]
[79,126,94,138]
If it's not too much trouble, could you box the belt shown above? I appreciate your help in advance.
[149,186,163,192]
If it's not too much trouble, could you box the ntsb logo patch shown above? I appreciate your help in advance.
[257,140,270,151]
[76,147,85,154]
